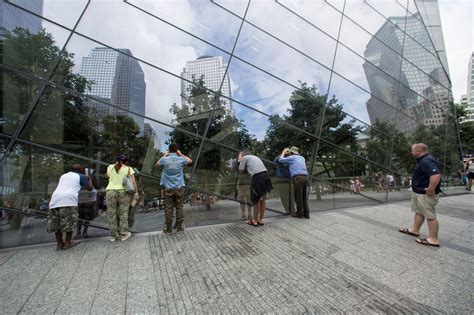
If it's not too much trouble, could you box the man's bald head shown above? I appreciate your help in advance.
[411,143,428,158]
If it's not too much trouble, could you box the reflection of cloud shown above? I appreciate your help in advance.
[38,0,465,144]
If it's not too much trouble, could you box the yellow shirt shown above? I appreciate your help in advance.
[106,164,135,190]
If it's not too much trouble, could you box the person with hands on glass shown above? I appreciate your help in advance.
[156,143,192,234]
[278,146,310,219]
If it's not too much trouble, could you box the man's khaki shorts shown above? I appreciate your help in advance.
[411,192,439,219]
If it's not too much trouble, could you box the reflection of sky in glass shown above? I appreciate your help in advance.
[34,0,454,139]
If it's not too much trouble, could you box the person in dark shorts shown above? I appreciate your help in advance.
[238,149,273,226]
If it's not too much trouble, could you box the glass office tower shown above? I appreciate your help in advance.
[0,0,464,248]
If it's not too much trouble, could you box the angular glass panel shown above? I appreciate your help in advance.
[19,86,200,175]
[245,0,338,70]
[328,72,392,126]
[126,0,242,52]
[244,1,336,68]
[233,22,332,93]
[366,0,408,21]
[0,142,110,248]
[342,1,398,52]
[9,0,88,29]
[50,34,234,135]
[276,0,343,39]
[0,12,71,79]
[325,0,346,12]
[75,0,233,80]
[191,141,287,215]
[0,68,41,135]
[0,136,9,160]
[211,0,249,18]
[314,142,390,203]
[226,57,298,117]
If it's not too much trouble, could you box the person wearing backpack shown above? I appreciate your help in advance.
[106,155,137,242]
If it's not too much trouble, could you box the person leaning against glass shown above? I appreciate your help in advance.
[106,155,137,242]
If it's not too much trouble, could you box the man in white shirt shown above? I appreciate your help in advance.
[48,164,92,250]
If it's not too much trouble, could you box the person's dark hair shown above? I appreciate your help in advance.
[71,164,84,174]
[169,143,179,153]
[240,148,251,157]
[115,155,128,173]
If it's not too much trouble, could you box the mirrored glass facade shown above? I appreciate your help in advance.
[0,0,464,248]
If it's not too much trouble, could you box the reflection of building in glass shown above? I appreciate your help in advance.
[364,10,451,131]
[181,56,232,111]
[79,47,146,131]
[465,53,474,122]
[0,0,43,33]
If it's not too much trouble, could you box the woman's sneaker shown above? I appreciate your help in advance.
[120,232,132,241]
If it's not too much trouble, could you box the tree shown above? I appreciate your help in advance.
[168,75,256,197]
[365,120,413,175]
[99,115,149,166]
[1,27,99,196]
[262,82,363,178]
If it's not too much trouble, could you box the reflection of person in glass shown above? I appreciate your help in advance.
[231,154,252,221]
[238,149,273,226]
[106,155,136,242]
[47,164,92,250]
[278,146,310,219]
[156,143,192,234]
[76,164,101,239]
[273,152,295,216]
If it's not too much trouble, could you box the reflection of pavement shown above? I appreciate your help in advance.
[1,194,472,313]
[0,186,468,249]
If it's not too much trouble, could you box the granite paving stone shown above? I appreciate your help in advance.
[0,194,472,314]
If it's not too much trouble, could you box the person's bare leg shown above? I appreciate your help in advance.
[258,199,266,223]
[54,232,64,250]
[410,213,425,234]
[426,218,439,244]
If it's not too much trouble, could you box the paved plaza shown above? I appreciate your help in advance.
[0,194,472,314]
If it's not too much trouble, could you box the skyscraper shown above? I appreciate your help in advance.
[363,7,452,131]
[79,47,146,131]
[181,56,232,112]
[0,0,43,34]
[465,53,474,122]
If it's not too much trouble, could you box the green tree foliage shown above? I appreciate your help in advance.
[99,115,148,165]
[168,75,256,196]
[366,120,413,175]
[262,82,363,178]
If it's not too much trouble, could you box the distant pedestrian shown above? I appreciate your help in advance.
[106,155,136,242]
[156,143,192,234]
[399,143,441,247]
[278,146,310,219]
[354,177,361,194]
[238,149,273,226]
[48,164,92,250]
[465,157,474,191]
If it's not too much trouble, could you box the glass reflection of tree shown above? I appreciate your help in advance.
[262,82,363,178]
[168,75,256,197]
[2,27,158,201]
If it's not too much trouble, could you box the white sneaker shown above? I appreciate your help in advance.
[110,236,116,242]
[120,232,132,241]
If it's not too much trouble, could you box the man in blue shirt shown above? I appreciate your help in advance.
[278,146,310,219]
[157,143,192,234]
[399,143,441,247]
[274,153,295,216]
